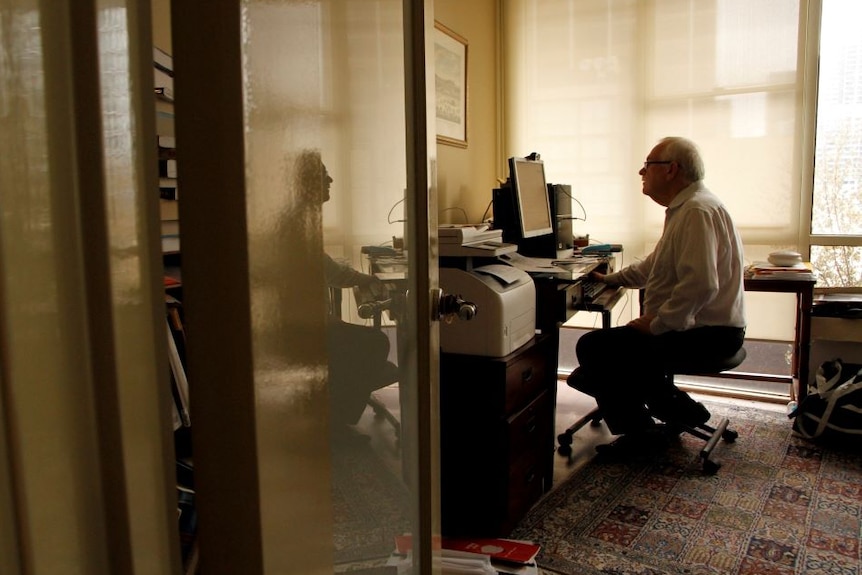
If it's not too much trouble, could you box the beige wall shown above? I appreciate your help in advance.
[151,0,172,52]
[434,0,500,225]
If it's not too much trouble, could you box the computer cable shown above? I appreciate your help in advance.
[387,197,406,224]
[480,198,493,223]
[556,185,588,222]
[440,206,469,224]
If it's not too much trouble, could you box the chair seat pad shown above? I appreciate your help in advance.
[668,347,747,376]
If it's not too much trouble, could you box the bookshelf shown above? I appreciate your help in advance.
[155,44,196,574]
[154,45,180,261]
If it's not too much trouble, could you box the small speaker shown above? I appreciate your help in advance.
[548,183,573,250]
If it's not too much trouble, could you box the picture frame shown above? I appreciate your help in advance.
[434,22,468,147]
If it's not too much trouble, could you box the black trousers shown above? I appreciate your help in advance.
[574,325,744,434]
[326,319,396,425]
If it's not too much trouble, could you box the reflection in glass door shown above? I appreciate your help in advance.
[172,0,438,572]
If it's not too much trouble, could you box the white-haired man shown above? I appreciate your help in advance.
[571,137,746,459]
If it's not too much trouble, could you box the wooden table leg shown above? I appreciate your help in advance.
[797,283,814,403]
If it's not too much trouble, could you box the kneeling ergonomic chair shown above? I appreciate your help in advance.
[329,286,402,442]
[558,347,746,474]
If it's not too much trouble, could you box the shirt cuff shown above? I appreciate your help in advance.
[650,316,670,335]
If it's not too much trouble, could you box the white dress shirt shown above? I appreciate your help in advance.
[604,181,746,335]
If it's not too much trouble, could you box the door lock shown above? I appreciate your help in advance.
[431,288,477,322]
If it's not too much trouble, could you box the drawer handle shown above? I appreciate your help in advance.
[525,468,537,484]
[525,415,537,435]
[521,367,533,383]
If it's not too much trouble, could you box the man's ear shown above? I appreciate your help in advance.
[665,161,679,180]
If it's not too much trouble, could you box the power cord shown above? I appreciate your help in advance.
[387,198,406,224]
[440,206,469,223]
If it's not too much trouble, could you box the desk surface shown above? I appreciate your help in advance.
[744,276,817,291]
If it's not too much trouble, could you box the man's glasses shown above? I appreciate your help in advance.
[642,160,672,170]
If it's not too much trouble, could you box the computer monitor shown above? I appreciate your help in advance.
[509,156,553,239]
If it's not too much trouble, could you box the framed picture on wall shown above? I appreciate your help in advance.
[434,22,468,147]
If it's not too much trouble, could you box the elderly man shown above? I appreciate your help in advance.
[571,137,746,459]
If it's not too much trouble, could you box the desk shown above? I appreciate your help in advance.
[539,273,816,402]
[744,276,816,403]
[435,258,622,536]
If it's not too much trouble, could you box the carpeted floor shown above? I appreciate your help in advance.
[512,401,862,575]
[331,436,411,565]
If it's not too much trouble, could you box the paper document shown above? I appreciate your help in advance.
[497,252,558,272]
[439,241,517,258]
[440,550,497,574]
[552,260,600,275]
[473,264,526,286]
[498,252,594,278]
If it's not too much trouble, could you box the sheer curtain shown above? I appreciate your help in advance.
[503,0,807,339]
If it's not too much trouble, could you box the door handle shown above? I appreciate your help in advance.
[431,288,477,322]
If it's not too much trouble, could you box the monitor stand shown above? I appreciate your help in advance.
[517,233,557,259]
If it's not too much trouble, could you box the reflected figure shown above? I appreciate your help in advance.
[294,150,398,435]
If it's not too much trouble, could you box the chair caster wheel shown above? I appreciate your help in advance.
[702,459,721,475]
[557,432,573,456]
[722,429,738,443]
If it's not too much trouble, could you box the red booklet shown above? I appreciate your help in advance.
[443,538,540,565]
[394,535,539,565]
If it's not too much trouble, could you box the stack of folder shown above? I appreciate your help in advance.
[439,225,502,245]
[745,261,816,281]
[438,225,517,257]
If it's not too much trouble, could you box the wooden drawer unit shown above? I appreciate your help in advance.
[440,334,557,537]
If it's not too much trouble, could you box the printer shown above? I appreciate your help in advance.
[439,264,536,357]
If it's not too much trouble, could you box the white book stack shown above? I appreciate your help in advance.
[746,261,816,281]
[439,224,503,245]
[438,225,517,257]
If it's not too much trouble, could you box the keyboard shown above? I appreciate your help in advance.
[580,280,606,302]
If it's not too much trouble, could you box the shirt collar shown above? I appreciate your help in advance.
[666,181,704,212]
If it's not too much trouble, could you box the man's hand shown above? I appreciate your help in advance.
[356,272,381,287]
[627,313,655,334]
[589,271,606,282]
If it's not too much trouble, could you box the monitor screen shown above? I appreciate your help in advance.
[509,156,553,239]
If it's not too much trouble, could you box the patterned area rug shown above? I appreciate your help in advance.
[512,401,862,575]
[331,438,411,565]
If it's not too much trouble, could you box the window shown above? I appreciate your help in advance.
[503,0,804,343]
[502,0,847,397]
[809,0,862,289]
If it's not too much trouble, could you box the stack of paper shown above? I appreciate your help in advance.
[745,261,816,281]
[439,225,503,245]
[387,550,497,574]
[439,550,497,574]
[388,535,540,575]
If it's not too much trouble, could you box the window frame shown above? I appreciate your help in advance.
[800,0,862,293]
